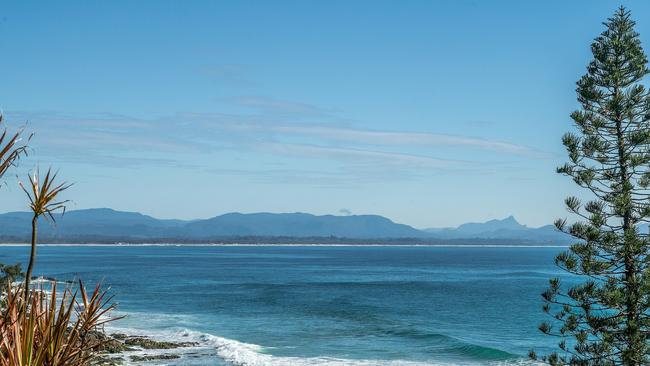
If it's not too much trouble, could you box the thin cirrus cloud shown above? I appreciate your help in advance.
[271,125,542,157]
[217,96,540,156]
[4,110,543,175]
[258,142,465,168]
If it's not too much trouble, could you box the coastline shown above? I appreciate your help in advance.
[0,243,570,248]
[0,244,561,365]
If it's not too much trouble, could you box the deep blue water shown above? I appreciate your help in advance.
[0,245,568,365]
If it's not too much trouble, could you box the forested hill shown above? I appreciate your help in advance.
[0,208,572,244]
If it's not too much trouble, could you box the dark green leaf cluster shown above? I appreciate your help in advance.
[0,262,22,295]
[533,7,650,366]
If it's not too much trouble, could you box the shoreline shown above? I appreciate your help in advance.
[0,243,570,248]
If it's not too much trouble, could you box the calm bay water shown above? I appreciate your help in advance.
[0,245,569,365]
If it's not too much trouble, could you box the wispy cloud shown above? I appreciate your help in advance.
[271,125,542,156]
[9,111,540,157]
[258,142,465,168]
[2,108,546,185]
[207,167,365,186]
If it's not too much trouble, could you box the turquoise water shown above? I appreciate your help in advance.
[0,245,568,365]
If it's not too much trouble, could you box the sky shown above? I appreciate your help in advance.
[1,0,649,229]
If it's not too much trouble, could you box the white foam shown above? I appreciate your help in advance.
[204,332,541,366]
[105,325,542,366]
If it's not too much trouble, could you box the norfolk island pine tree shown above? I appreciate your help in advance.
[531,7,650,366]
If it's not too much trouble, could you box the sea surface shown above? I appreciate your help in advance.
[0,245,570,365]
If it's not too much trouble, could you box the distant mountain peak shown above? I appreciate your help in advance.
[421,214,570,243]
[456,215,524,232]
[0,208,571,244]
[494,215,522,226]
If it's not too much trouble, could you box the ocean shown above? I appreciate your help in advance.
[0,245,569,365]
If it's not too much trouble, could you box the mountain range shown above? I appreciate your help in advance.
[423,215,570,243]
[0,208,572,245]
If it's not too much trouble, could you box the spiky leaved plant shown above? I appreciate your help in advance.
[0,113,31,297]
[19,168,71,301]
[0,281,119,366]
[0,113,31,184]
[531,7,650,366]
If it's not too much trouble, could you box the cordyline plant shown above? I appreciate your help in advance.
[0,113,31,294]
[19,168,71,301]
[0,113,31,183]
[0,281,119,366]
[531,7,650,366]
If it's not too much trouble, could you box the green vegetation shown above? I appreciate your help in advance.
[0,113,29,294]
[0,282,117,366]
[531,7,650,366]
[0,113,117,366]
[0,114,30,181]
[19,168,71,301]
[0,264,22,294]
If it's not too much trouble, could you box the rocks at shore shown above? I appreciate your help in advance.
[124,337,199,349]
[110,333,129,340]
[88,330,200,365]
[92,356,125,366]
[130,354,181,362]
[86,331,135,354]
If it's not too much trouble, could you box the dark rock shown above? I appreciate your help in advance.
[124,337,198,349]
[85,330,134,353]
[103,339,135,353]
[110,333,128,340]
[178,342,199,347]
[91,355,124,366]
[129,354,181,362]
[84,330,199,365]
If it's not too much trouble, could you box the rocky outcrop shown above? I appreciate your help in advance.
[124,337,198,349]
[130,354,181,362]
[89,331,200,365]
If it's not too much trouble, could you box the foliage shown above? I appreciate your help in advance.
[19,168,71,298]
[531,7,650,366]
[0,113,31,185]
[0,281,118,366]
[0,264,23,295]
[0,107,113,366]
[0,113,31,296]
[19,168,72,223]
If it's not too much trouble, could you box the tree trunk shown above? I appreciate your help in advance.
[24,215,37,304]
[615,94,640,366]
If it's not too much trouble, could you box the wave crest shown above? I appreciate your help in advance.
[107,325,542,366]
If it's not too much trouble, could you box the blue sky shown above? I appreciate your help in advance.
[1,0,648,228]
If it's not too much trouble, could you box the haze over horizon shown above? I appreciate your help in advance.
[0,206,534,231]
[2,0,649,227]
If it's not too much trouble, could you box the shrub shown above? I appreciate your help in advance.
[0,281,119,366]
